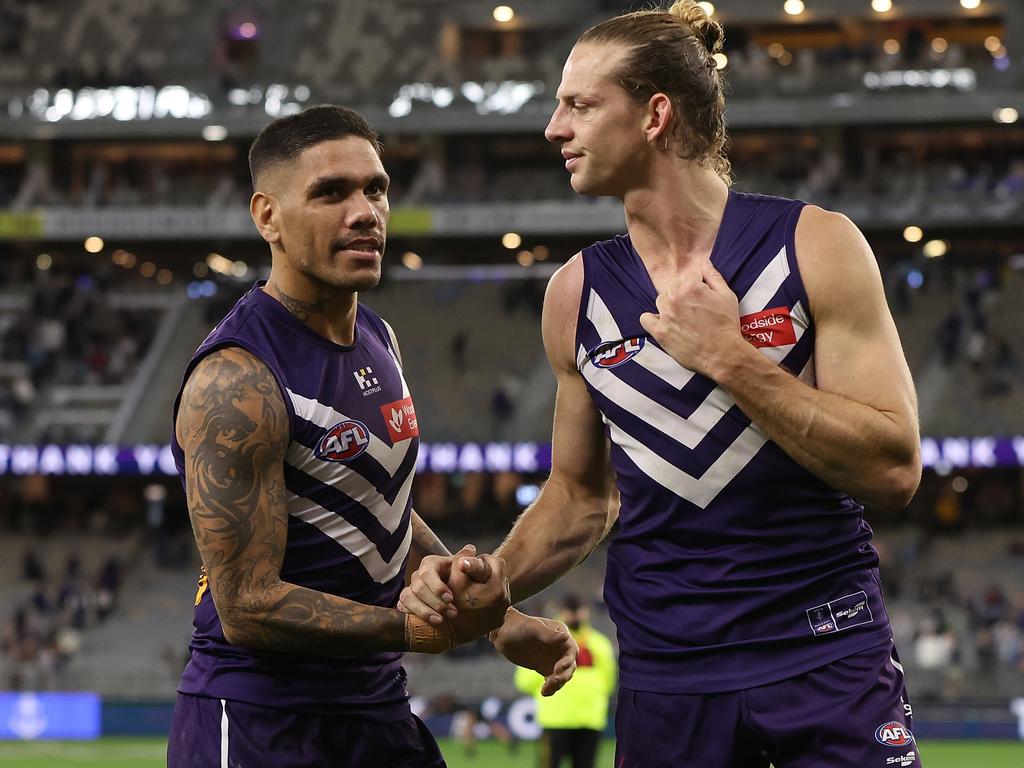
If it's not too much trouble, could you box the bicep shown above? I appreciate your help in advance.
[541,256,615,505]
[548,367,614,502]
[176,346,290,607]
[798,209,918,424]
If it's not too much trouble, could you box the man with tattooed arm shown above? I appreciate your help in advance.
[166,105,577,767]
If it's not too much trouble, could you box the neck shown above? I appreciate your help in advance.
[264,270,358,346]
[622,161,730,282]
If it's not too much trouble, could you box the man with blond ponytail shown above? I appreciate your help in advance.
[402,3,922,765]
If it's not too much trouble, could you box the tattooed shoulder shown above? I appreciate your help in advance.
[177,346,289,571]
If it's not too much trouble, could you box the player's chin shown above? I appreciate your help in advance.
[569,173,611,197]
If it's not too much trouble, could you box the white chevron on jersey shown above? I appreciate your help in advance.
[286,494,411,583]
[608,418,768,509]
[582,291,693,389]
[738,246,789,314]
[285,387,414,583]
[285,441,413,535]
[581,300,807,446]
[581,246,804,507]
[287,389,411,475]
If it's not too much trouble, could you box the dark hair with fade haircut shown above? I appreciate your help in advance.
[577,0,731,183]
[247,104,383,188]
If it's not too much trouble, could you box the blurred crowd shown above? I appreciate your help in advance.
[3,141,1023,212]
[0,269,158,441]
[1,546,123,691]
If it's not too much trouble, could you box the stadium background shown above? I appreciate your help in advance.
[0,0,1023,764]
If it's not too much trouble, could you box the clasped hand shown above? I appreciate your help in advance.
[398,545,578,696]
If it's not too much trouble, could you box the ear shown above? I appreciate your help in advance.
[250,191,280,245]
[644,93,674,148]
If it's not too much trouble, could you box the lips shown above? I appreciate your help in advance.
[334,237,383,259]
[561,150,582,172]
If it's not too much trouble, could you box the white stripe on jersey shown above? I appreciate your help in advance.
[287,389,411,476]
[285,381,415,583]
[584,290,693,388]
[286,494,412,583]
[580,247,806,507]
[738,245,789,314]
[606,416,769,510]
[219,699,229,768]
[285,441,413,534]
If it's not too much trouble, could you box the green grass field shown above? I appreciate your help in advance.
[0,737,1019,767]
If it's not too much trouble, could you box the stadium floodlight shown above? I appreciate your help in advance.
[871,0,892,13]
[903,226,923,243]
[36,253,52,271]
[923,239,949,258]
[994,107,1019,124]
[714,53,728,70]
[401,252,423,270]
[984,36,1001,53]
[697,2,715,15]
[493,5,514,23]
[502,232,522,249]
[783,0,804,16]
[960,0,981,9]
[202,125,228,141]
[84,236,104,253]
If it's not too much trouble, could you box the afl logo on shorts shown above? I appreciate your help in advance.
[591,337,645,369]
[875,722,914,747]
[315,420,370,462]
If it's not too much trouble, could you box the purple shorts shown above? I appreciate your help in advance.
[167,693,446,768]
[615,641,919,768]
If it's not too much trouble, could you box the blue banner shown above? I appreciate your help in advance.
[0,437,1021,476]
[0,692,101,740]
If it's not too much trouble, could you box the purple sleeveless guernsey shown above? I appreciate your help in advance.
[171,283,419,720]
[577,191,892,694]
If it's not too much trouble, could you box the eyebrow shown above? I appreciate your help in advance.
[306,172,390,197]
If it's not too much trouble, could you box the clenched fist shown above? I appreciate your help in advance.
[639,260,747,380]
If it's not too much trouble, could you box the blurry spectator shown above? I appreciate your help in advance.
[914,615,956,669]
[21,547,45,582]
[95,557,123,623]
[515,595,616,768]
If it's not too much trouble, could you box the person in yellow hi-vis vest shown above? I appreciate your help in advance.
[515,595,617,768]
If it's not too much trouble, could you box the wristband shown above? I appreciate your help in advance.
[404,614,456,653]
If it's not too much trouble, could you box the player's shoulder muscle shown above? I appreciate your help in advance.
[542,253,584,375]
[794,204,886,325]
[177,346,289,469]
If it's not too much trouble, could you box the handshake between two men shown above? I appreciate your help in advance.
[399,545,579,697]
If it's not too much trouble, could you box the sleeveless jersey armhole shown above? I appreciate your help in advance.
[574,250,595,372]
[784,201,812,326]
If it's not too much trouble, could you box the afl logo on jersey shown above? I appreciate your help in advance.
[315,420,370,462]
[590,337,645,369]
[875,722,914,747]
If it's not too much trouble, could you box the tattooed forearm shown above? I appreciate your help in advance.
[405,511,452,583]
[223,583,407,655]
[178,346,407,656]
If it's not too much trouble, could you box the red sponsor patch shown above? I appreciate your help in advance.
[739,306,797,348]
[380,397,419,443]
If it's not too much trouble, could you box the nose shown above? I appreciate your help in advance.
[346,194,379,230]
[544,103,571,144]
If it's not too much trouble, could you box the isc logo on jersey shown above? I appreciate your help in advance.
[315,420,370,462]
[591,337,645,369]
[875,722,914,747]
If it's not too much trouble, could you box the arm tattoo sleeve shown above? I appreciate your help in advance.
[178,346,406,655]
